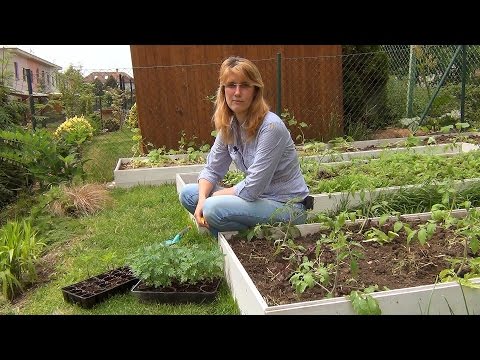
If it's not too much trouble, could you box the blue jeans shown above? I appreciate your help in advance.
[179,183,307,238]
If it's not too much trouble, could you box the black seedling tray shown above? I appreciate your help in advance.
[62,266,138,309]
[131,277,221,304]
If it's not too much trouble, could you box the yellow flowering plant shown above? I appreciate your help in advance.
[54,116,94,146]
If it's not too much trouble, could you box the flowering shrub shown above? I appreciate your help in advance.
[126,102,138,129]
[54,116,94,146]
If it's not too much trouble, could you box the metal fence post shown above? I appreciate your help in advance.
[419,45,462,125]
[406,45,416,117]
[460,45,467,123]
[26,68,35,130]
[129,79,133,108]
[276,52,282,116]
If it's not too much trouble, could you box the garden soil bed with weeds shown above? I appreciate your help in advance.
[228,217,475,307]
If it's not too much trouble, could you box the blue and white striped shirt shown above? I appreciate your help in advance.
[198,111,309,203]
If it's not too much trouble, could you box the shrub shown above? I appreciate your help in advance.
[54,116,94,146]
[126,102,138,129]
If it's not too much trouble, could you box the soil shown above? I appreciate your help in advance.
[371,127,413,139]
[228,216,475,307]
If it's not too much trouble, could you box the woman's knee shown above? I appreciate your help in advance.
[179,183,198,207]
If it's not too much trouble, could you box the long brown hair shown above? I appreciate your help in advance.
[212,56,269,144]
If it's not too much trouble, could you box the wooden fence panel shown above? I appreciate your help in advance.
[130,45,343,150]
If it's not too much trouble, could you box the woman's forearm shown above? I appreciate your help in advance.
[198,178,214,200]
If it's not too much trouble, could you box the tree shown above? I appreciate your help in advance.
[57,65,95,118]
[93,77,104,96]
[104,75,118,89]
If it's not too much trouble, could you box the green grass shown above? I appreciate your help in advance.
[83,127,136,183]
[1,185,239,315]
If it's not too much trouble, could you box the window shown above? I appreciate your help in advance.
[22,68,26,81]
[36,68,39,83]
[47,73,50,85]
[14,62,19,80]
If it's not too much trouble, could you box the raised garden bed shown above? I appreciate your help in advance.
[296,131,480,156]
[301,141,478,163]
[176,149,480,218]
[131,278,221,304]
[61,266,138,309]
[113,155,237,188]
[113,135,479,189]
[218,209,480,315]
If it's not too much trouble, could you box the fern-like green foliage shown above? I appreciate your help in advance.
[128,243,224,288]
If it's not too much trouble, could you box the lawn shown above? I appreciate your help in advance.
[0,184,239,315]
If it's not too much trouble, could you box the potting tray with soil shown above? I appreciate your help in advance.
[131,278,221,304]
[61,266,138,308]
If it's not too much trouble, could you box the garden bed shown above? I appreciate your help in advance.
[301,140,478,163]
[113,136,479,188]
[113,155,237,188]
[218,209,480,315]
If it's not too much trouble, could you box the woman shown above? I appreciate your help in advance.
[179,56,310,238]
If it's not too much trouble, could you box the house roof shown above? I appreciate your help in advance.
[1,47,62,70]
[84,71,134,83]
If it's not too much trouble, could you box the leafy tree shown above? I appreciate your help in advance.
[342,45,394,134]
[104,75,118,89]
[57,65,95,118]
[93,77,104,96]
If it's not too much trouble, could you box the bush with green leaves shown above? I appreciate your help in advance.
[128,243,224,288]
[0,219,45,300]
[54,115,94,147]
[126,102,138,129]
[0,128,87,190]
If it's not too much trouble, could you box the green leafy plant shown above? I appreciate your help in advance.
[222,170,245,187]
[281,108,308,145]
[0,220,45,300]
[128,243,224,287]
[348,285,381,315]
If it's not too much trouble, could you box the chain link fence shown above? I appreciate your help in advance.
[4,46,480,184]
[85,45,480,182]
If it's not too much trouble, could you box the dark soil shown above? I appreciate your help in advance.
[228,216,475,306]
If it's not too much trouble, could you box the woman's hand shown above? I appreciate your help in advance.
[194,200,209,228]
